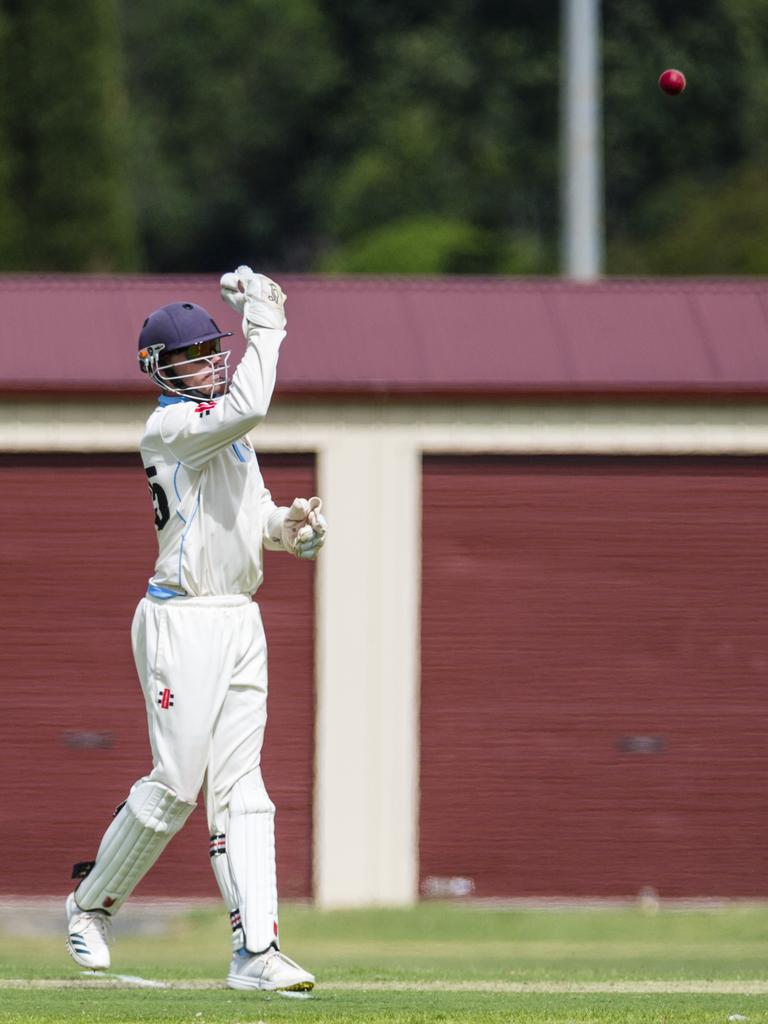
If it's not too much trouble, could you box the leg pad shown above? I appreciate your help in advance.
[228,768,278,953]
[75,780,195,914]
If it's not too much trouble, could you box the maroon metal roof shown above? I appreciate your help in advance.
[4,274,768,398]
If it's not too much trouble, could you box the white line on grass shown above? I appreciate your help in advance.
[102,974,170,988]
[2,979,768,994]
[332,981,768,994]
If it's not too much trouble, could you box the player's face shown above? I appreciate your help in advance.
[165,340,227,397]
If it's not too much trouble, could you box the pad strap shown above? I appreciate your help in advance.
[209,832,245,950]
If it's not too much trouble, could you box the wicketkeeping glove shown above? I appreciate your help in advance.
[220,265,287,330]
[281,496,328,560]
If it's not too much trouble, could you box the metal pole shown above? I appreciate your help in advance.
[561,0,604,279]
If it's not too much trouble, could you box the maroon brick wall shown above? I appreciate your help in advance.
[420,456,768,898]
[0,453,315,899]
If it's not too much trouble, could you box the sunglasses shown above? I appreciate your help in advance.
[183,339,222,359]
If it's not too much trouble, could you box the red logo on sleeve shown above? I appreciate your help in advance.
[195,401,216,416]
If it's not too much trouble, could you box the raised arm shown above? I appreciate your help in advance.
[159,268,286,469]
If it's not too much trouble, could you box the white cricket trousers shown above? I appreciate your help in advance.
[76,594,279,953]
[132,594,268,829]
[133,594,279,952]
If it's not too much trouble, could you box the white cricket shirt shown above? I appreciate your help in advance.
[139,324,286,598]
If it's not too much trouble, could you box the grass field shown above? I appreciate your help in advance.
[2,901,768,1023]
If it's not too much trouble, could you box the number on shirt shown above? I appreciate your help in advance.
[144,465,170,531]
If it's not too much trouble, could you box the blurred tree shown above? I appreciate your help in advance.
[0,9,22,266]
[726,0,768,164]
[611,163,768,274]
[2,0,138,271]
[604,0,768,273]
[0,0,766,275]
[315,0,768,275]
[118,0,560,273]
[319,215,550,274]
[309,2,559,273]
[120,0,340,271]
[317,216,496,274]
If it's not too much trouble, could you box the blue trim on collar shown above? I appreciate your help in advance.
[158,394,197,406]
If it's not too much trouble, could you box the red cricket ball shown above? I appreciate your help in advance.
[658,68,686,95]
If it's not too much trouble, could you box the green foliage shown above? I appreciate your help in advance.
[318,216,491,273]
[610,163,768,274]
[121,0,340,271]
[0,10,22,266]
[2,1,768,273]
[320,216,552,274]
[603,0,768,273]
[309,7,559,273]
[116,1,561,273]
[1,1,138,271]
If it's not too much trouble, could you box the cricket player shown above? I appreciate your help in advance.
[65,267,325,993]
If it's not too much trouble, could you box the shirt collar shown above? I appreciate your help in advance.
[158,393,197,406]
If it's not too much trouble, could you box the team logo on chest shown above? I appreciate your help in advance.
[195,401,216,417]
[157,687,175,709]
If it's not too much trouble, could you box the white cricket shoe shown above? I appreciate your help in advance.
[227,946,315,991]
[65,892,112,970]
